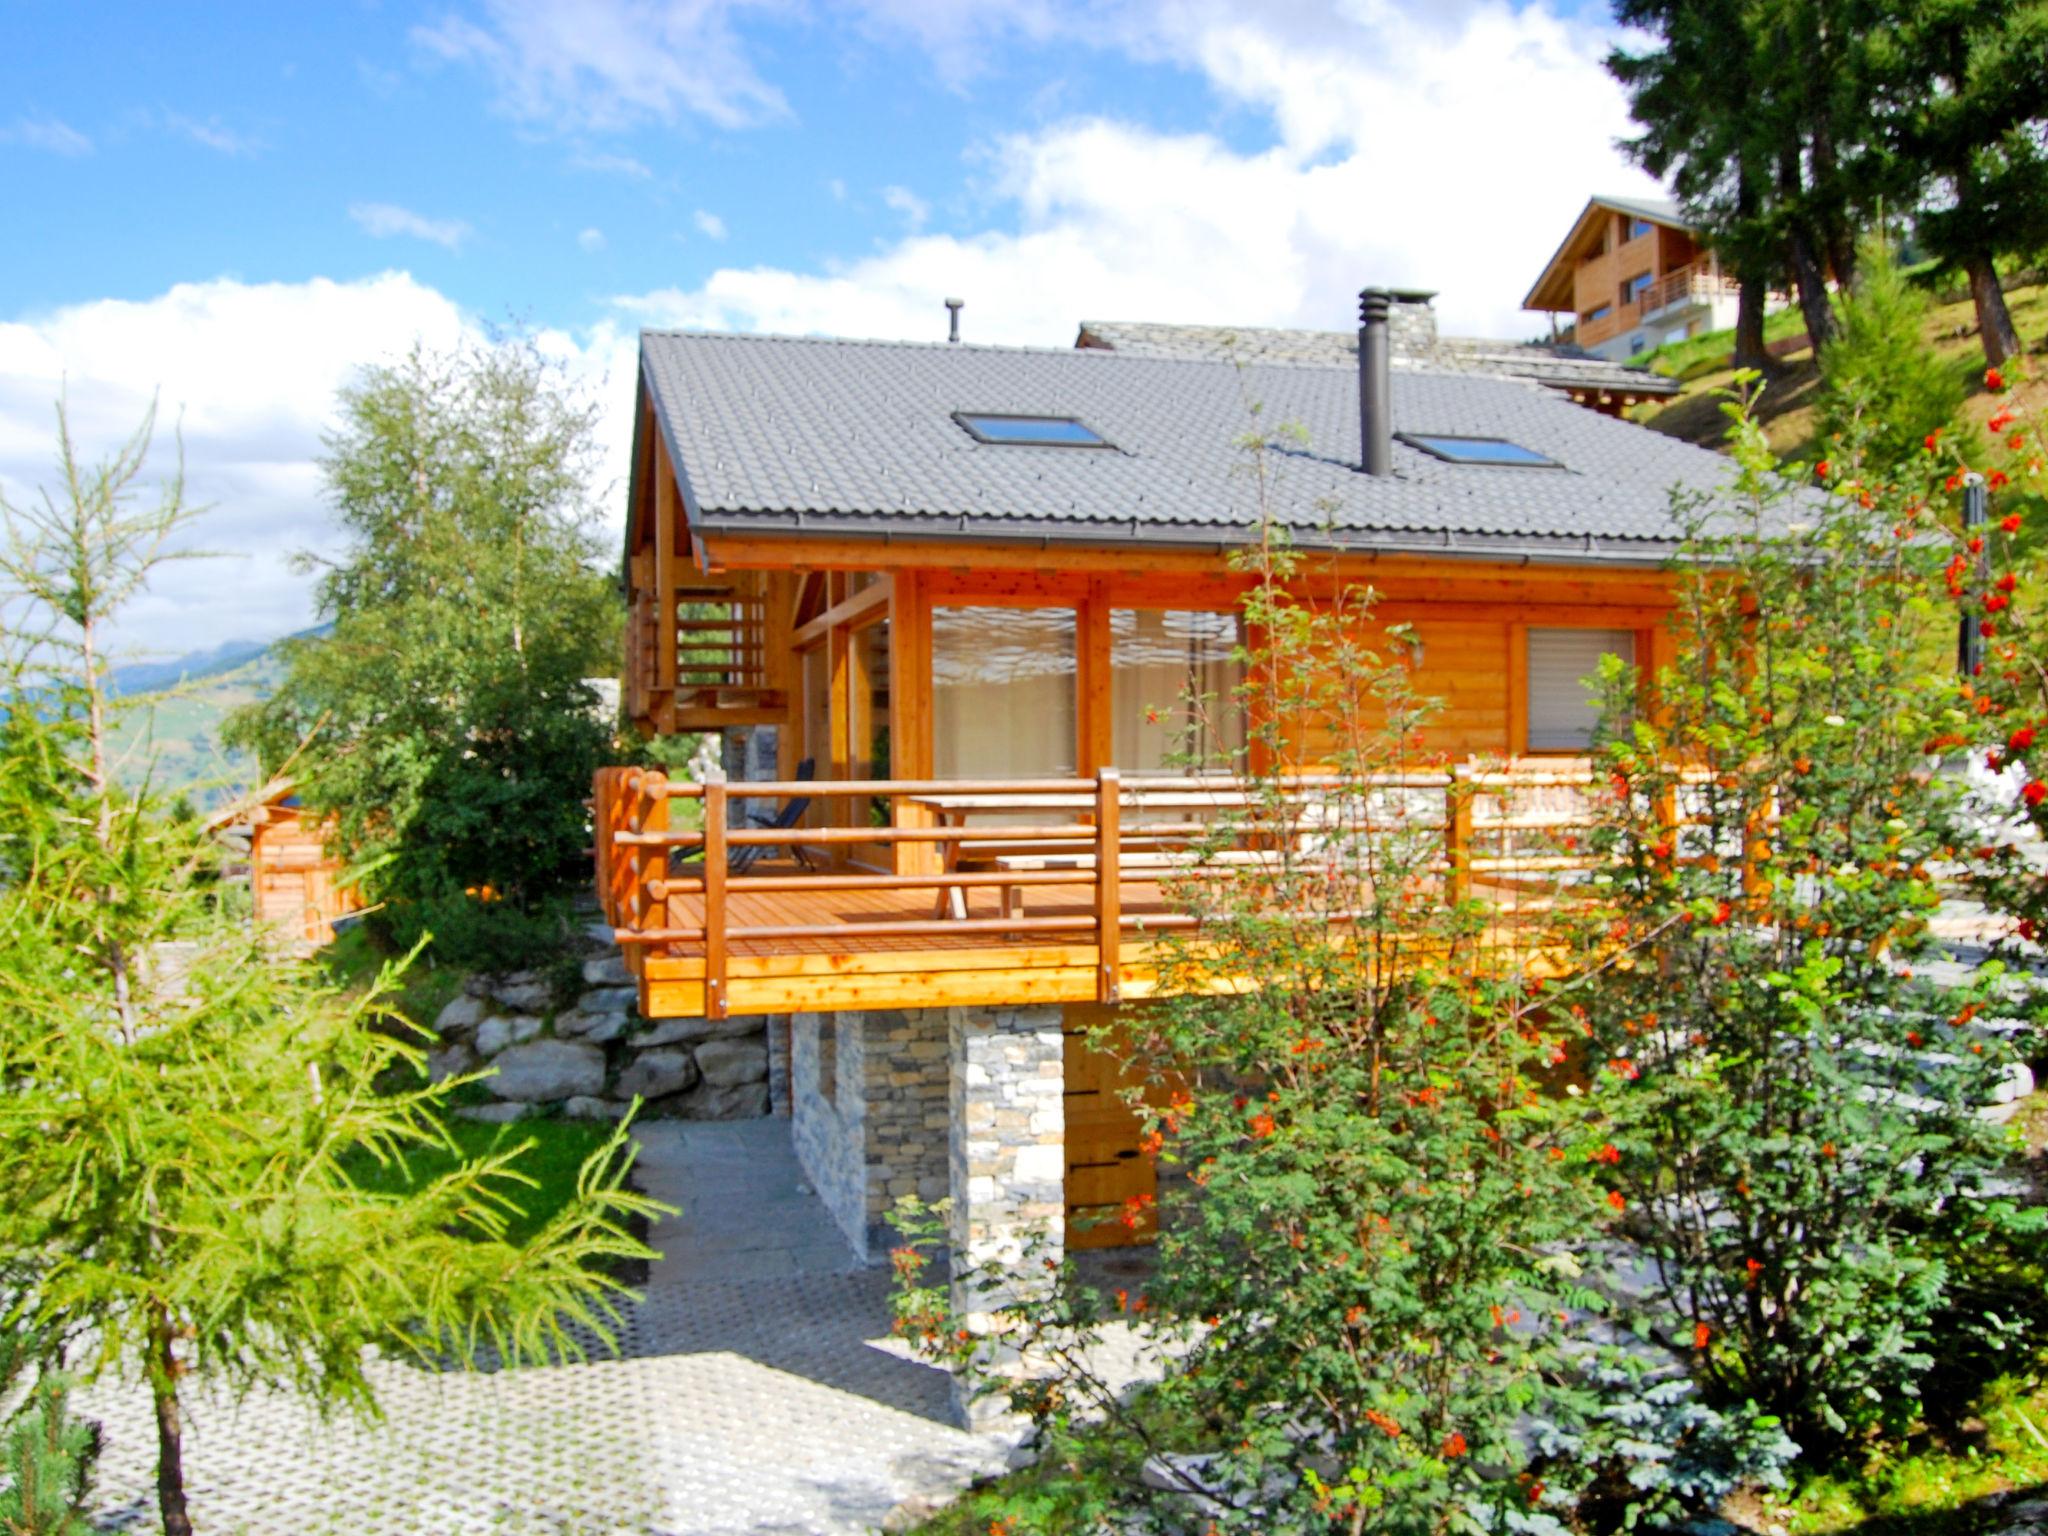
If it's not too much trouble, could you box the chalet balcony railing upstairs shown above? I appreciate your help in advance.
[592,765,1758,1020]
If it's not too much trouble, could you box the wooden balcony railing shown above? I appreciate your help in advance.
[593,765,1758,1019]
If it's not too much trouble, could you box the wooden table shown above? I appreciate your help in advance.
[907,789,1265,919]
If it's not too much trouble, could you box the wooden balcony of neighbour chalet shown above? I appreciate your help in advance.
[592,763,1643,1020]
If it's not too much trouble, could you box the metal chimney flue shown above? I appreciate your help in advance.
[1357,287,1393,476]
[945,297,963,344]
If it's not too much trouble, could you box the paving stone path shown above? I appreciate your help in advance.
[75,1120,1011,1535]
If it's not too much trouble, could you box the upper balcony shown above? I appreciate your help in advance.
[593,764,1653,1019]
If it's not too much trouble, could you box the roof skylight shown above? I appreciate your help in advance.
[1398,433,1561,468]
[954,412,1113,448]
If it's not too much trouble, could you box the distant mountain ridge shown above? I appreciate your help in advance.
[107,625,326,698]
[107,638,273,698]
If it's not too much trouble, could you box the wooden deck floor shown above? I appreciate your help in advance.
[628,862,1570,1017]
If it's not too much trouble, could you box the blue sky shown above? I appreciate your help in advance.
[0,0,1660,655]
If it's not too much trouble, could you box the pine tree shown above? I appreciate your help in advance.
[1816,233,1968,472]
[0,1314,98,1536]
[0,401,660,1536]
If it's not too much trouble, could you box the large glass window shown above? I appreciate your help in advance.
[933,606,1077,778]
[1110,609,1243,775]
[1527,628,1635,752]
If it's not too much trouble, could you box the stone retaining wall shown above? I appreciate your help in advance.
[426,935,780,1124]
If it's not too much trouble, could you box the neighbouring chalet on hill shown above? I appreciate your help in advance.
[1523,194,1739,361]
[591,290,1745,1404]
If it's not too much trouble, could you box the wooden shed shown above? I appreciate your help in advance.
[209,778,362,953]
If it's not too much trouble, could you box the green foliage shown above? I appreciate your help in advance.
[224,338,618,953]
[0,402,662,1536]
[1817,235,1971,473]
[0,1316,98,1536]
[1574,383,2028,1452]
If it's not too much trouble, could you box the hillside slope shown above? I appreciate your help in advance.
[110,647,284,805]
[1632,273,2048,460]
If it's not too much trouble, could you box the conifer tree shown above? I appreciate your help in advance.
[1816,232,1969,471]
[0,401,659,1536]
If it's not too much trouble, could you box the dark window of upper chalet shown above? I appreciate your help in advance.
[953,413,1113,448]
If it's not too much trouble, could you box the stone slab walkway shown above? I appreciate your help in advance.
[74,1119,1009,1535]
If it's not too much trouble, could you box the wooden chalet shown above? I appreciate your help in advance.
[1523,194,1738,362]
[595,290,1741,1294]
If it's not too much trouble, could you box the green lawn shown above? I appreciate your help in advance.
[339,1116,624,1249]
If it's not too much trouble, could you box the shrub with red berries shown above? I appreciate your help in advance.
[1575,382,2017,1450]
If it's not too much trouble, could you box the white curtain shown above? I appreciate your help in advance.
[1111,609,1243,775]
[933,606,1078,778]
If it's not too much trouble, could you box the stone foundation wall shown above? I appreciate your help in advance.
[945,1002,1066,1429]
[788,1008,953,1261]
[859,1010,952,1230]
[790,1010,869,1256]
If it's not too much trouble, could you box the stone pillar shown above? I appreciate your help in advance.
[946,1003,1065,1429]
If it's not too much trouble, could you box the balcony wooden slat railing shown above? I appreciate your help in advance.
[592,763,1755,1019]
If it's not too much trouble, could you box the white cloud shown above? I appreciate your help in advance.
[578,226,608,252]
[349,202,474,250]
[412,0,792,133]
[611,2,1662,341]
[880,184,929,232]
[2,116,92,155]
[692,208,728,241]
[163,112,261,157]
[0,275,636,659]
[827,177,847,202]
[570,149,654,179]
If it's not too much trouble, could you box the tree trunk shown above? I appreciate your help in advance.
[151,1313,193,1536]
[1965,254,2021,368]
[1733,270,1772,373]
[1788,229,1835,357]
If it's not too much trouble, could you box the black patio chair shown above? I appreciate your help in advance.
[672,758,816,874]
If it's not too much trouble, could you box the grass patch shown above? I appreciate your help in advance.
[340,1115,623,1249]
[1786,1374,2048,1534]
[321,920,468,1035]
[1637,304,1814,382]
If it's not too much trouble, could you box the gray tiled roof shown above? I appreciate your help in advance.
[1075,320,1679,397]
[639,330,1739,564]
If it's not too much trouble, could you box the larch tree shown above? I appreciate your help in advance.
[0,401,659,1536]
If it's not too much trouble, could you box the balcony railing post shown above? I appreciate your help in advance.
[1095,768,1121,1004]
[1445,763,1472,906]
[702,775,729,1019]
[636,771,669,932]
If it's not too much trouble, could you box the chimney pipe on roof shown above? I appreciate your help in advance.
[1358,287,1393,476]
[945,297,963,344]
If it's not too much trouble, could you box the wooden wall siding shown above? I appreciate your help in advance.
[1570,214,1708,351]
[250,806,361,952]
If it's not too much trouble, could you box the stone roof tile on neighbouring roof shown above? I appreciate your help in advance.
[1074,319,1679,398]
[638,330,1738,564]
